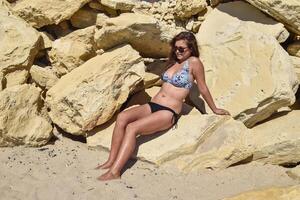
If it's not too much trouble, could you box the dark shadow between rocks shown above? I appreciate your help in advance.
[252,110,291,127]
[228,155,254,167]
[54,125,86,143]
[280,161,300,168]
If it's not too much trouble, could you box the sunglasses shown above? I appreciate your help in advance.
[174,46,189,53]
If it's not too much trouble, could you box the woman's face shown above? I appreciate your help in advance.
[174,39,191,62]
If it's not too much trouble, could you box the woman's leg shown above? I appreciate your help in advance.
[98,110,174,181]
[96,104,152,169]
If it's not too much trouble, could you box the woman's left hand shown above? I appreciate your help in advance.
[213,108,231,115]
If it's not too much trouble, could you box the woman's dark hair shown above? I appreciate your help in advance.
[168,31,199,65]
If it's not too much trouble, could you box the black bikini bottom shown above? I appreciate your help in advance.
[148,102,179,126]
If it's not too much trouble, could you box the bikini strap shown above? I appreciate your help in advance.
[183,59,189,71]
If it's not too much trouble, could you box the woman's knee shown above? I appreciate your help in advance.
[116,112,130,127]
[125,123,138,136]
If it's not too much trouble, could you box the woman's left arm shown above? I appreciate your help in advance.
[190,57,230,115]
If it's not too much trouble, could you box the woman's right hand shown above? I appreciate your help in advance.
[213,108,230,116]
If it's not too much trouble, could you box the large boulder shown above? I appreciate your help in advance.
[0,84,53,147]
[247,105,300,166]
[245,0,300,35]
[94,13,181,58]
[174,102,300,171]
[46,45,145,135]
[223,185,300,200]
[0,8,41,74]
[49,26,96,76]
[193,2,299,128]
[168,118,251,172]
[198,2,289,43]
[12,0,91,28]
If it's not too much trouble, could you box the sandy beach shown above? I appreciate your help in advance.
[1,137,299,200]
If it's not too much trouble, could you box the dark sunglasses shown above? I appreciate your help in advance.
[174,46,188,53]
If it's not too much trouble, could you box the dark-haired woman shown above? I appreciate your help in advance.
[97,31,230,181]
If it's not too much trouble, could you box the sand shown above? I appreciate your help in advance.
[0,137,299,200]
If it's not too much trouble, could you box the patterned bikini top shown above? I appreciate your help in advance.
[161,60,193,89]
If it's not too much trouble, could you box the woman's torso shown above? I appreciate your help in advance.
[151,58,194,114]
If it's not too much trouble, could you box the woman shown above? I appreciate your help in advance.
[97,31,230,181]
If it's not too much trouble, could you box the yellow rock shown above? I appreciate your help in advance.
[46,45,145,135]
[245,0,300,35]
[194,1,298,128]
[0,84,53,147]
[12,0,91,28]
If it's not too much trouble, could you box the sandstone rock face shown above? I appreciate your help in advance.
[70,6,98,28]
[29,65,58,89]
[174,0,207,19]
[49,26,96,76]
[100,0,137,11]
[199,2,289,43]
[5,69,28,88]
[12,0,91,28]
[287,41,300,57]
[245,0,300,35]
[208,2,289,43]
[94,13,181,58]
[247,107,300,166]
[223,185,300,200]
[46,45,145,135]
[0,9,41,74]
[194,2,299,127]
[0,84,53,147]
[169,118,251,172]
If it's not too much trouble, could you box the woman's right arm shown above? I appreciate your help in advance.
[190,57,230,115]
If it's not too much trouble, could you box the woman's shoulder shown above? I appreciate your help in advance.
[187,56,203,68]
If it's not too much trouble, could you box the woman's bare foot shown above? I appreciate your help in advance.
[97,170,120,181]
[94,161,113,170]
